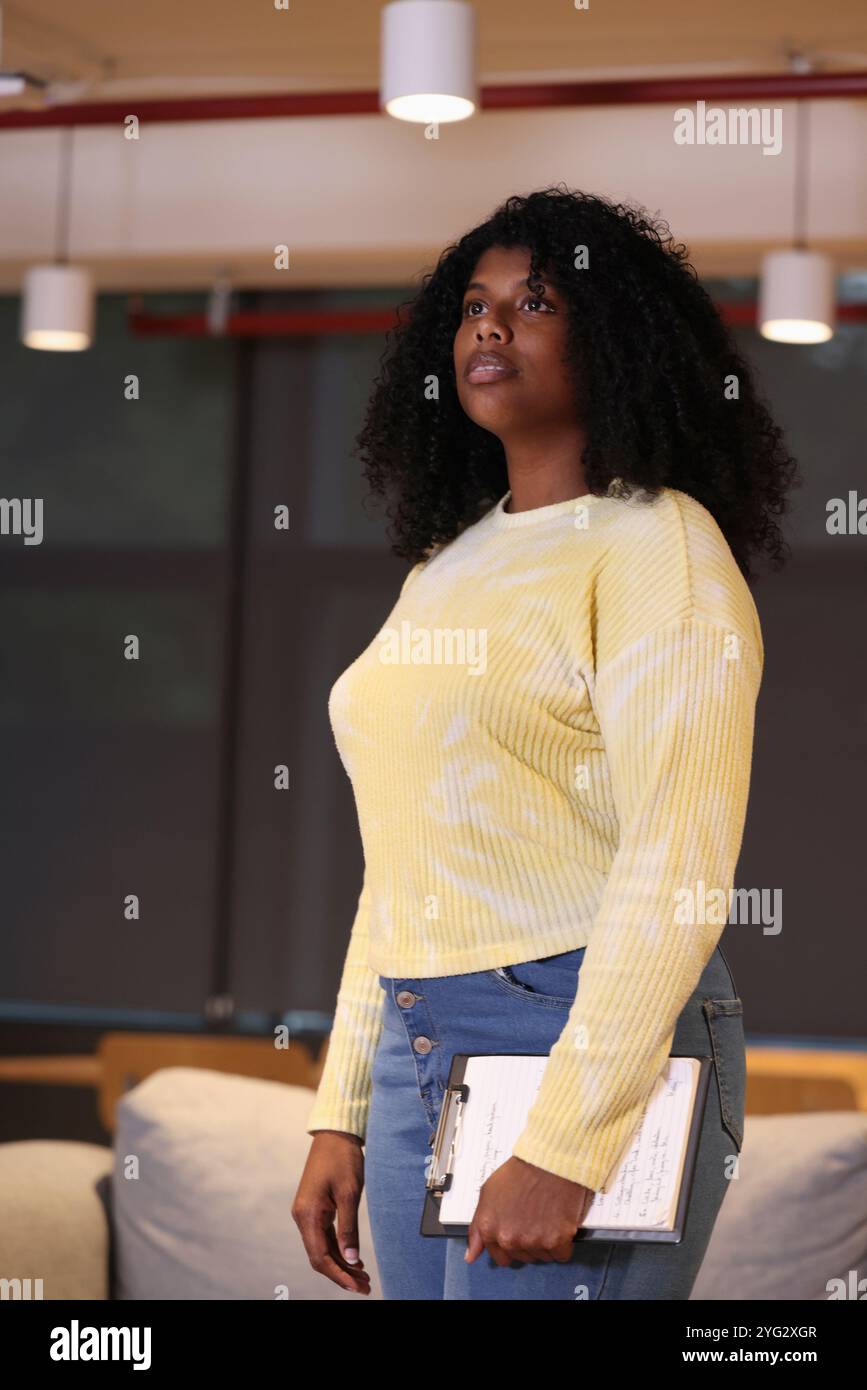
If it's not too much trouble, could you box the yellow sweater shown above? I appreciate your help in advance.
[306,483,763,1193]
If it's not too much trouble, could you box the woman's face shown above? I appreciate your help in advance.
[453,244,582,441]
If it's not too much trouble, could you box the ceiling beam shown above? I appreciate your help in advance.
[2,70,866,129]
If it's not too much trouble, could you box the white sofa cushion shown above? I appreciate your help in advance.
[0,1140,113,1300]
[113,1067,382,1300]
[690,1110,867,1300]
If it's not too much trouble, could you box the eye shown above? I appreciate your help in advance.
[524,295,553,313]
[464,299,484,317]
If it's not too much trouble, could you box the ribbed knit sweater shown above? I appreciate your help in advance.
[306,483,763,1193]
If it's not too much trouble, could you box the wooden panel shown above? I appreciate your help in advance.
[745,1047,867,1115]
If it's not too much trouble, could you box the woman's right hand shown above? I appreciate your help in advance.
[292,1131,372,1295]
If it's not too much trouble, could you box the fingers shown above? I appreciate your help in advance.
[334,1185,363,1268]
[486,1242,519,1267]
[325,1223,372,1293]
[487,1243,552,1266]
[469,1224,573,1267]
[294,1206,371,1295]
[464,1224,486,1264]
[468,1226,553,1265]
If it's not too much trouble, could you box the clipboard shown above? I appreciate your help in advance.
[421,1051,713,1244]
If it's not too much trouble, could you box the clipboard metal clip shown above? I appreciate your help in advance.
[426,1082,469,1192]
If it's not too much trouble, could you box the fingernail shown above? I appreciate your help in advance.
[344,1247,360,1263]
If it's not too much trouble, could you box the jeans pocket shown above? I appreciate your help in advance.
[702,996,746,1152]
[489,948,586,1008]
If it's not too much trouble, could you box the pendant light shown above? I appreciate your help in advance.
[759,85,834,344]
[21,127,94,351]
[381,0,476,124]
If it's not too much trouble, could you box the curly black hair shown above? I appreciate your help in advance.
[354,186,802,583]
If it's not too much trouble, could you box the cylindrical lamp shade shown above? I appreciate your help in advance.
[381,0,476,124]
[759,249,834,344]
[21,264,94,351]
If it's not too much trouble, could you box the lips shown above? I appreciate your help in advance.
[465,350,519,384]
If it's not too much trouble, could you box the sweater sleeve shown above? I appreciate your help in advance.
[306,874,385,1140]
[510,616,762,1192]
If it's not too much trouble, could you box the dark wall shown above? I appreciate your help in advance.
[721,317,867,1038]
[0,293,233,1026]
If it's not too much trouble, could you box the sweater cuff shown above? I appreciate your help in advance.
[511,1129,624,1193]
[306,1095,370,1143]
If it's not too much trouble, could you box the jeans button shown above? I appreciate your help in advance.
[413,1035,433,1054]
[396,990,417,1008]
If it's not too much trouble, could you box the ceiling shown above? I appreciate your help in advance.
[3,0,867,111]
[2,1,865,293]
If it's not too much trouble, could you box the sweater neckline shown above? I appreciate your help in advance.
[490,486,613,529]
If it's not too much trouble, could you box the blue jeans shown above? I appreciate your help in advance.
[364,945,745,1300]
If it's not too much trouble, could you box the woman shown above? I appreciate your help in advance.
[293,187,799,1300]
